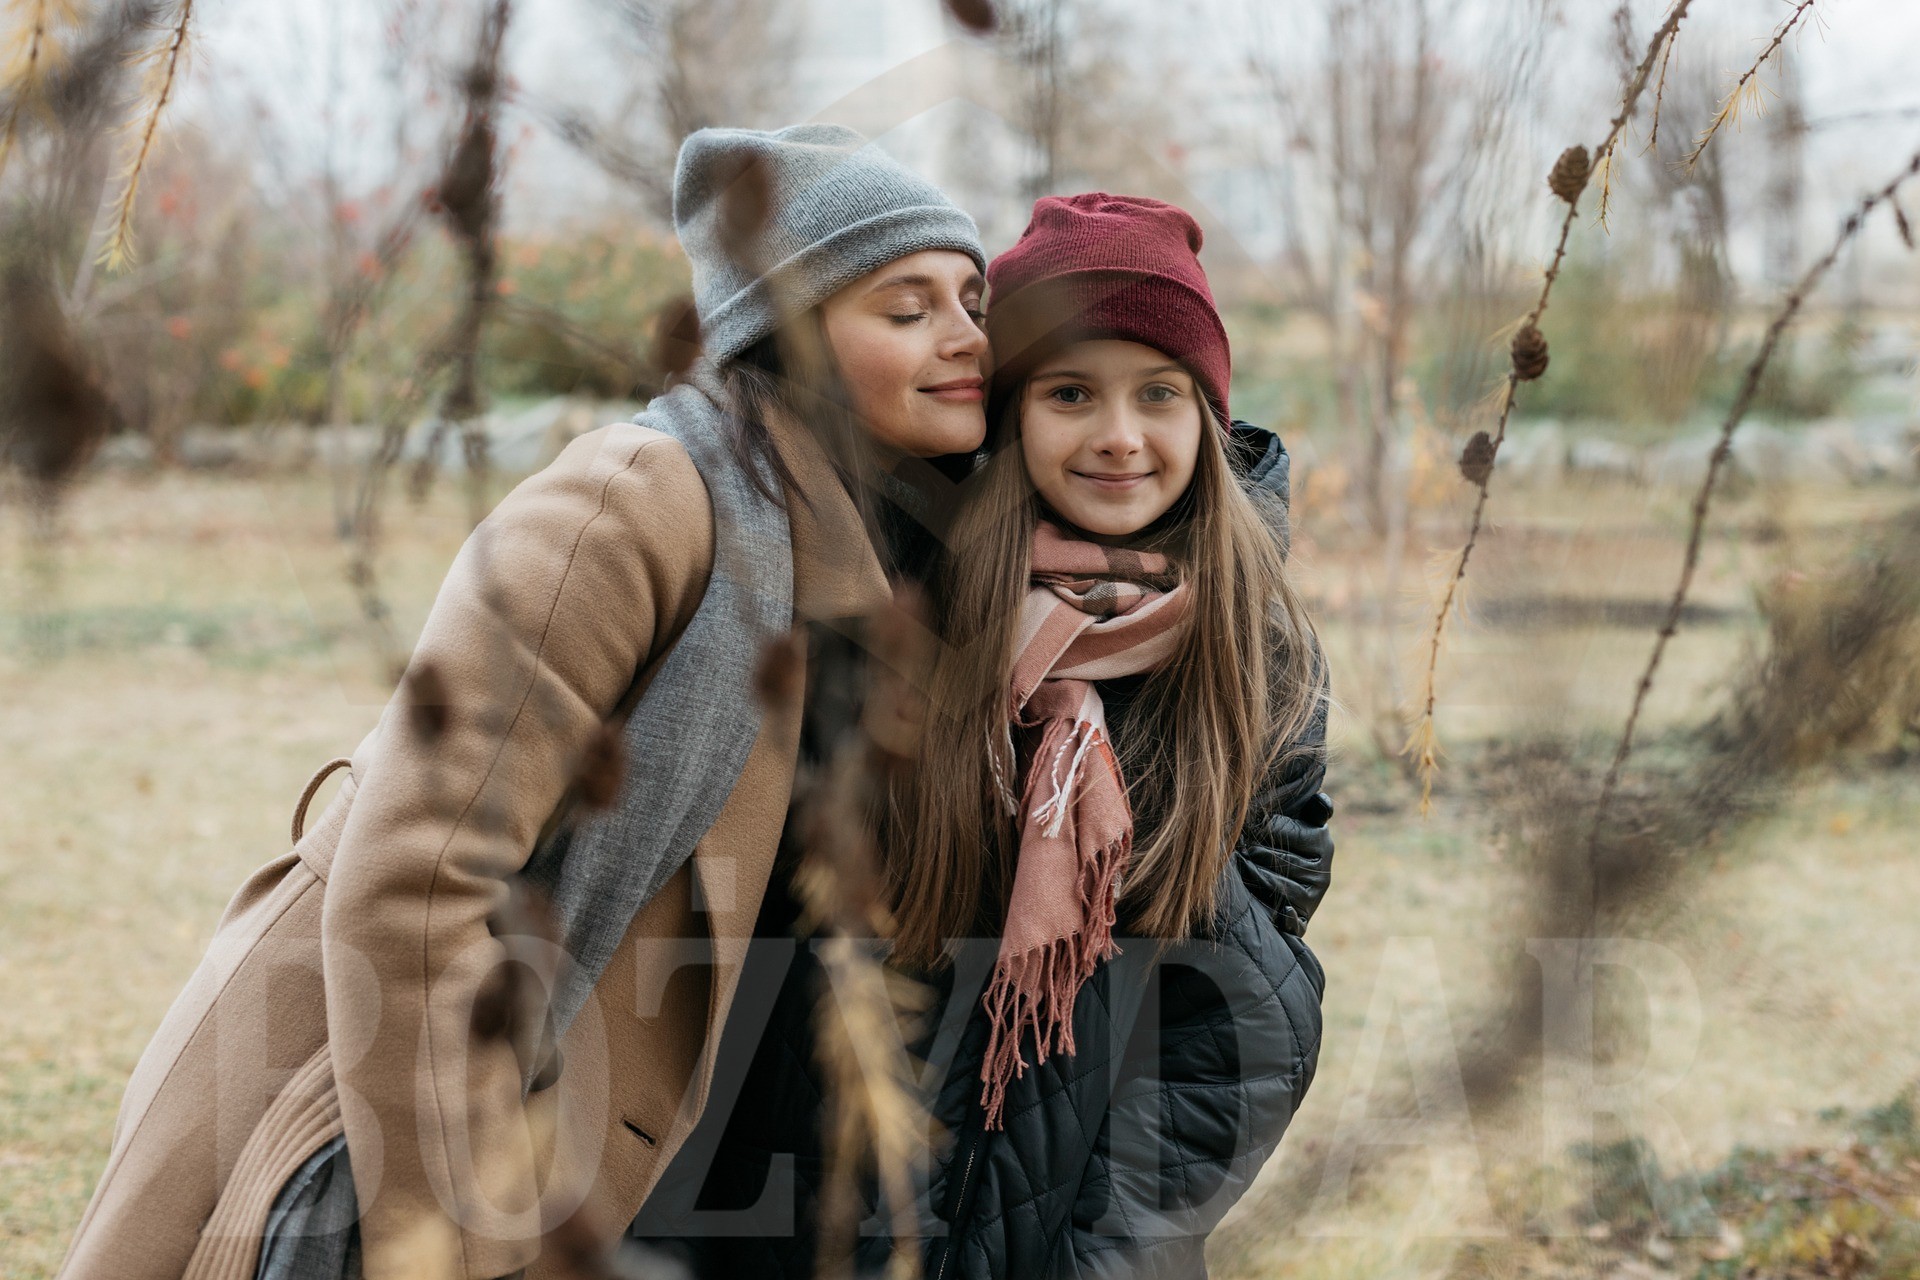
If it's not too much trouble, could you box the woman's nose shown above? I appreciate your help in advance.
[936,299,988,361]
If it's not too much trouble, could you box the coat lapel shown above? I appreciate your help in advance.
[767,406,892,624]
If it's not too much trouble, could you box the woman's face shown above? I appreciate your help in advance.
[1019,339,1205,539]
[818,249,989,458]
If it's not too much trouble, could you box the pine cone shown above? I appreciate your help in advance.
[576,722,627,810]
[1548,145,1591,204]
[405,662,450,742]
[649,294,703,377]
[944,0,998,32]
[1511,323,1550,381]
[1458,431,1496,486]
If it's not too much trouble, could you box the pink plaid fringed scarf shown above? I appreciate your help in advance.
[979,521,1191,1129]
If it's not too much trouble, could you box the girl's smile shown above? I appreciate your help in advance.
[1070,468,1152,489]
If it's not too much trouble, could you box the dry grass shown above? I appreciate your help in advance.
[3,466,1919,1278]
[1206,760,1920,1279]
[1209,471,1920,1277]
[0,469,454,1276]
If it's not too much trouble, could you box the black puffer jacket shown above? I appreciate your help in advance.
[912,705,1330,1280]
[630,426,1332,1280]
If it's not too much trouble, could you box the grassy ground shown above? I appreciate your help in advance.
[2,465,1916,1278]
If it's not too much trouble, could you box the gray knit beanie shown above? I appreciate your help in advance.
[672,124,987,364]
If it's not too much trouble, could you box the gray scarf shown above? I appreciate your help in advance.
[521,364,793,1044]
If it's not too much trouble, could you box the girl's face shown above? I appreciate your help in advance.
[818,249,990,459]
[1019,339,1205,539]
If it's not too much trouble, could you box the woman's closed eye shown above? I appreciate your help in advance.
[889,311,929,326]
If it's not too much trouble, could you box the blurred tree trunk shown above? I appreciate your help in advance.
[545,0,797,227]
[231,0,445,533]
[991,0,1174,210]
[1002,0,1066,202]
[1763,47,1805,290]
[1250,0,1550,760]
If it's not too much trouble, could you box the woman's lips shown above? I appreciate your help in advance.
[919,377,984,403]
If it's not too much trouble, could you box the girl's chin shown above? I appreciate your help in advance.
[1043,498,1164,540]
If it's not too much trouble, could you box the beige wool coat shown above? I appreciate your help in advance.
[57,408,890,1280]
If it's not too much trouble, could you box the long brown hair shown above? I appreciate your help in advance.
[885,388,1325,970]
[713,311,891,538]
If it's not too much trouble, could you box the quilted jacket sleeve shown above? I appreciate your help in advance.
[1051,884,1325,1279]
[1233,684,1335,938]
[1053,656,1335,1277]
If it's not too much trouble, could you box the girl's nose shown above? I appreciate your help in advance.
[1089,408,1145,457]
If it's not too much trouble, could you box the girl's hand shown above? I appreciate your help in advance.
[1235,791,1334,936]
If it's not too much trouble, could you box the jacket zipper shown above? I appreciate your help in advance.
[932,1115,986,1280]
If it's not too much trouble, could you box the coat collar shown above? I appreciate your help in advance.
[761,395,893,625]
[1229,420,1292,505]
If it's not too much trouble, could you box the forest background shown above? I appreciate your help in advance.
[4,1,1920,1277]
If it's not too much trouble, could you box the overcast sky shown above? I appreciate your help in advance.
[179,0,1920,290]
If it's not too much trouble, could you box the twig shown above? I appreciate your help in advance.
[1798,1164,1906,1222]
[1684,0,1818,170]
[432,0,511,528]
[0,0,73,181]
[98,0,193,271]
[1644,23,1677,152]
[1800,103,1920,132]
[1405,0,1695,813]
[774,619,931,1280]
[347,355,448,677]
[495,295,655,395]
[1586,147,1920,857]
[1594,142,1617,230]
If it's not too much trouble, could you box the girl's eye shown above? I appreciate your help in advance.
[1049,385,1090,405]
[889,312,928,326]
[1141,383,1180,403]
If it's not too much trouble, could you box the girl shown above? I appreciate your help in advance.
[893,191,1335,1279]
[57,124,991,1280]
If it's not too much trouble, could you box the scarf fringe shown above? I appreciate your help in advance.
[1029,719,1103,839]
[987,719,1020,817]
[977,824,1129,1130]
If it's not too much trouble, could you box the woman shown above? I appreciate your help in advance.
[633,194,1334,1280]
[56,123,991,1280]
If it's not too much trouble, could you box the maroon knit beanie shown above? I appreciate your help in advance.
[986,192,1231,424]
